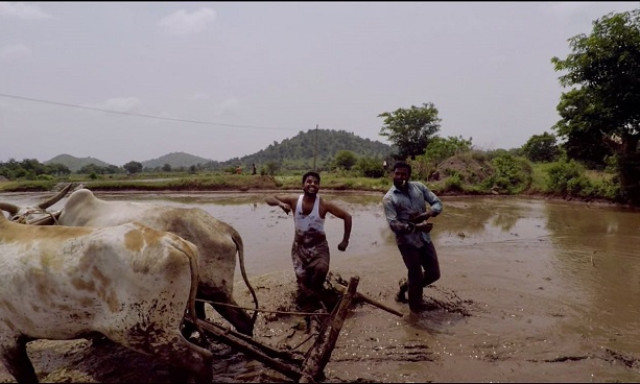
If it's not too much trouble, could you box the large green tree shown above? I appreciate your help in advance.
[522,132,561,163]
[378,102,441,160]
[123,161,143,174]
[333,150,358,170]
[551,9,640,204]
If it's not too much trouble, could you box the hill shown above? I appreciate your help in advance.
[223,129,394,170]
[45,154,114,172]
[141,152,218,170]
[44,129,394,171]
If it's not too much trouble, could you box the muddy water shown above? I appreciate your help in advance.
[2,191,640,382]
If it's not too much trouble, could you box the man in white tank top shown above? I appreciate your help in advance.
[265,171,352,309]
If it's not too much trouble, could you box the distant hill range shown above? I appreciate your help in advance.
[141,152,214,170]
[45,129,395,172]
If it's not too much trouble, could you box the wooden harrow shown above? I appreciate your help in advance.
[188,275,402,383]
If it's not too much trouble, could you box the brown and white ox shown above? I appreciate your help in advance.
[0,209,213,384]
[1,186,258,337]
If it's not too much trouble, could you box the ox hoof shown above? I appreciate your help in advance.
[188,332,209,347]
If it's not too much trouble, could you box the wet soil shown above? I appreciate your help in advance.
[1,192,639,383]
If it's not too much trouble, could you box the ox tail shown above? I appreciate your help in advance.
[182,240,204,337]
[231,229,259,325]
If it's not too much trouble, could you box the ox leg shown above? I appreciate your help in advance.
[159,334,213,384]
[209,294,254,337]
[0,338,38,384]
[195,300,207,322]
[125,331,213,384]
[180,301,207,341]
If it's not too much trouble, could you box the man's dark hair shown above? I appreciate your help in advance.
[302,171,321,184]
[393,161,411,176]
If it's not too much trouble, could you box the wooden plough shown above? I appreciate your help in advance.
[188,275,402,383]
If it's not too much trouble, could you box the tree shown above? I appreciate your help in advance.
[78,164,103,175]
[263,161,280,176]
[123,161,143,175]
[47,163,71,176]
[561,120,613,170]
[413,135,473,180]
[378,102,441,160]
[334,150,358,170]
[551,9,640,204]
[522,132,560,163]
[356,157,386,178]
[423,135,472,164]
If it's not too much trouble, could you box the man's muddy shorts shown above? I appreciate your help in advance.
[291,239,330,287]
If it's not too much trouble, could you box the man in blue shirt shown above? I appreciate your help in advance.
[382,161,443,313]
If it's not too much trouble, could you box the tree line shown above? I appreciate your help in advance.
[0,159,147,180]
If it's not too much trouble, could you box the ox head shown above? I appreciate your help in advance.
[0,183,73,224]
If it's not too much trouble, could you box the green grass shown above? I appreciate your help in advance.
[0,173,391,193]
[0,163,622,204]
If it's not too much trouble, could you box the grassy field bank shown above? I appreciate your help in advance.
[0,161,619,206]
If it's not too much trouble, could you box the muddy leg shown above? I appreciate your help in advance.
[420,242,441,287]
[0,338,38,384]
[181,300,207,340]
[130,331,213,384]
[209,293,254,336]
[168,334,213,384]
[395,278,409,303]
[398,244,427,312]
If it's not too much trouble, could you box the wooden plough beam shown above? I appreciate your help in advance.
[192,318,305,381]
[299,275,359,383]
[331,280,403,318]
[187,276,362,383]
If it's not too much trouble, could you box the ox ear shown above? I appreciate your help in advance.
[0,202,19,216]
[37,183,73,209]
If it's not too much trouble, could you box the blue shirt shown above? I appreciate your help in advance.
[382,181,443,247]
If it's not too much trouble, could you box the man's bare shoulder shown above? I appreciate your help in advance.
[321,198,350,216]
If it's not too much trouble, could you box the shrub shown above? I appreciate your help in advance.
[444,173,463,192]
[482,154,531,194]
[546,159,585,194]
[356,157,385,178]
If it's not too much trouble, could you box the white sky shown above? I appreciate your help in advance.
[1,1,638,166]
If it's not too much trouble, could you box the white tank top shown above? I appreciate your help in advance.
[293,194,325,234]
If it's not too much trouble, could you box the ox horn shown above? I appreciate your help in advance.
[37,183,73,209]
[0,202,20,216]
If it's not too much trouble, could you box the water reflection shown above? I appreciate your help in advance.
[435,196,550,247]
[543,200,640,351]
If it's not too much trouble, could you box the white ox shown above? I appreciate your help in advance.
[2,186,258,336]
[0,208,213,384]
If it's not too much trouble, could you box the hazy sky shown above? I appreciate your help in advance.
[1,2,638,166]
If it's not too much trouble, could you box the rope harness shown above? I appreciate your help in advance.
[10,208,61,225]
